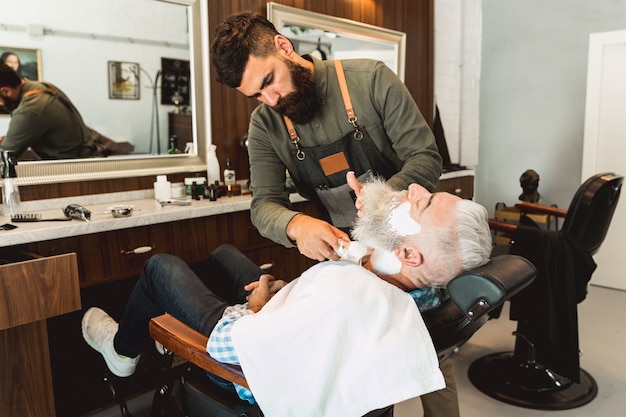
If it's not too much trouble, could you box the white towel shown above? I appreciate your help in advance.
[231,261,445,417]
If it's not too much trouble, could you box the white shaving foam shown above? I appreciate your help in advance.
[388,201,421,236]
[370,248,402,275]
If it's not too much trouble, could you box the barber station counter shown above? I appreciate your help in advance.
[0,191,306,248]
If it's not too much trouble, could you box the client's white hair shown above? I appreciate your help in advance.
[352,178,492,286]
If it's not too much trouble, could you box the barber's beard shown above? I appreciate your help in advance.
[0,95,17,112]
[273,59,318,124]
[351,178,408,251]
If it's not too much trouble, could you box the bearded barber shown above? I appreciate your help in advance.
[210,12,442,262]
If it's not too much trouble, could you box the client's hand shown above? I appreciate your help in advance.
[245,274,287,312]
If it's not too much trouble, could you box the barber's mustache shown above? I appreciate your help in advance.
[0,97,18,112]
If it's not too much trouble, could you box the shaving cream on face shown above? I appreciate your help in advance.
[388,201,421,236]
[370,248,402,275]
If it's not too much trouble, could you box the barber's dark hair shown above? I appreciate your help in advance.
[0,64,22,88]
[210,12,282,88]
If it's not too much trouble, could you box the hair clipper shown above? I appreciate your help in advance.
[64,204,91,221]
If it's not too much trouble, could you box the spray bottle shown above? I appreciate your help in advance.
[0,150,22,217]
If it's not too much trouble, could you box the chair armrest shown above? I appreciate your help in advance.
[489,219,518,235]
[514,201,567,218]
[446,255,536,320]
[149,314,249,388]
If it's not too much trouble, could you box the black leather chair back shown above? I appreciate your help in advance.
[561,172,623,255]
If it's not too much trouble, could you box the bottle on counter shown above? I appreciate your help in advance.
[224,157,236,186]
[168,135,180,154]
[1,150,21,217]
[206,144,221,185]
[154,175,172,200]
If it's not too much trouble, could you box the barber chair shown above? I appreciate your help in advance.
[143,254,535,417]
[468,172,623,410]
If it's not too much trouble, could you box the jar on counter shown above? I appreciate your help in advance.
[184,177,206,197]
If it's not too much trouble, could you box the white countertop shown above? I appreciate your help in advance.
[0,190,306,248]
[440,169,474,179]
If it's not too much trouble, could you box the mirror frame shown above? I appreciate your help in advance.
[15,0,211,186]
[267,2,406,82]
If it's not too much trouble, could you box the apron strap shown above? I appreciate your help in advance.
[23,86,58,98]
[333,60,358,127]
[283,115,305,160]
[282,60,362,158]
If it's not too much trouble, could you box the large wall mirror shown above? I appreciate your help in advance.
[267,3,406,81]
[2,0,210,185]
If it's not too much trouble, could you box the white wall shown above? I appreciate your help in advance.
[434,0,482,167]
[1,0,189,154]
[476,0,626,214]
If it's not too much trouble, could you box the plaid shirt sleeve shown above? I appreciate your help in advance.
[207,303,253,364]
[207,303,256,404]
[409,287,442,311]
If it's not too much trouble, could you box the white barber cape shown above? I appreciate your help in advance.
[230,261,445,417]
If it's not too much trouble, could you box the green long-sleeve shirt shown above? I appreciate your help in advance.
[0,80,95,159]
[248,57,442,248]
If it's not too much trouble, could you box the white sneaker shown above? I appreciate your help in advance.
[81,307,139,377]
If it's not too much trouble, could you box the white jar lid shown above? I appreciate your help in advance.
[184,177,206,185]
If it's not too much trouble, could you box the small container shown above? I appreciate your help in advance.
[184,177,205,197]
[170,182,185,198]
[154,175,171,200]
[108,205,135,218]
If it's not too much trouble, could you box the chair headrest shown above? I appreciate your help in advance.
[446,255,536,320]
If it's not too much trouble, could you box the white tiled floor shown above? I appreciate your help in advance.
[396,284,626,417]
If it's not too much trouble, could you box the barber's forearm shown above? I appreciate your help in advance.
[251,197,301,248]
[388,152,443,192]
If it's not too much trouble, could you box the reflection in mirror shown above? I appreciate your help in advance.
[2,0,210,185]
[267,3,406,81]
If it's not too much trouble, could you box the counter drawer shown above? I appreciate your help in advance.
[436,175,474,199]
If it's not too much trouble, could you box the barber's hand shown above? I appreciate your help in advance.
[286,214,349,261]
[346,171,365,218]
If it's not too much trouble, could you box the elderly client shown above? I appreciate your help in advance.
[81,178,492,415]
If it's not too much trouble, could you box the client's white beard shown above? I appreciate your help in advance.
[344,178,420,275]
[352,178,409,251]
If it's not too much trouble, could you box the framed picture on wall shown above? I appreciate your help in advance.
[160,57,190,106]
[108,61,140,100]
[0,46,43,115]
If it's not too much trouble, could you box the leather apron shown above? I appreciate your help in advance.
[284,60,399,233]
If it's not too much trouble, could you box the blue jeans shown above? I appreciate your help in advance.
[114,244,264,358]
